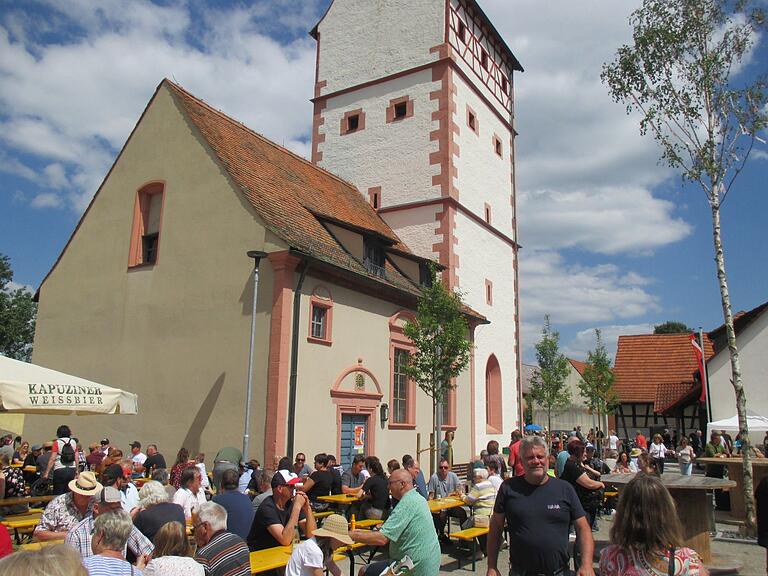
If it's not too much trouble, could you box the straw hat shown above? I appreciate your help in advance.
[629,448,643,458]
[68,471,103,496]
[312,513,354,545]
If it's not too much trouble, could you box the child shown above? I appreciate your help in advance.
[285,513,351,576]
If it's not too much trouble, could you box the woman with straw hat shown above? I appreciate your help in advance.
[285,513,352,576]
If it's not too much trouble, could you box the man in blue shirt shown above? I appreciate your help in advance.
[402,455,427,499]
[212,469,254,539]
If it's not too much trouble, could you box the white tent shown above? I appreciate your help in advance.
[706,410,768,439]
[0,355,138,415]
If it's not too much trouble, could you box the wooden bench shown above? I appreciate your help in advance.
[449,526,489,572]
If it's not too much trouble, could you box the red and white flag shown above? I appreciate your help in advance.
[690,333,707,402]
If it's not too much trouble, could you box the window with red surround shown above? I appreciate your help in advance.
[386,96,413,123]
[466,105,479,135]
[368,187,381,209]
[486,354,503,433]
[307,286,333,345]
[128,182,164,268]
[493,135,503,157]
[389,311,416,428]
[340,109,365,135]
[485,279,493,306]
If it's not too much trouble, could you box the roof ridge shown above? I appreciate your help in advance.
[161,78,365,194]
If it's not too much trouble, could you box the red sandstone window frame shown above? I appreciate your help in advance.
[486,354,503,433]
[386,96,414,123]
[484,202,492,225]
[389,311,416,429]
[307,288,333,346]
[466,105,479,135]
[368,187,381,210]
[340,109,365,135]
[485,279,493,306]
[493,134,503,157]
[128,182,165,269]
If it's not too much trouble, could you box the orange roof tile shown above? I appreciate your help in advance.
[613,334,714,404]
[163,79,429,294]
[568,358,588,376]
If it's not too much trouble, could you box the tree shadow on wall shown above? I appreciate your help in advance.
[181,372,225,456]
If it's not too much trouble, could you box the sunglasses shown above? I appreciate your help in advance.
[439,466,449,469]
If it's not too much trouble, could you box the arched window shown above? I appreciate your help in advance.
[128,182,164,268]
[486,354,503,433]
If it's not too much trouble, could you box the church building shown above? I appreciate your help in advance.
[27,0,523,468]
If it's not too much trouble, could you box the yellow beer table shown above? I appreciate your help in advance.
[250,545,293,573]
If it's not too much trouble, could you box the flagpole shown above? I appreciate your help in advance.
[698,327,712,426]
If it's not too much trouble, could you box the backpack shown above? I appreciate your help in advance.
[60,438,76,465]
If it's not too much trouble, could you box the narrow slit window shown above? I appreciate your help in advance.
[494,137,503,157]
[481,50,489,71]
[372,191,379,209]
[501,75,509,95]
[468,111,476,131]
[458,20,466,44]
[485,204,492,224]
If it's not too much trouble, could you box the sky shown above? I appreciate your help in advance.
[1,0,766,364]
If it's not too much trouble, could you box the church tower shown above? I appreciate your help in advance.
[310,0,523,452]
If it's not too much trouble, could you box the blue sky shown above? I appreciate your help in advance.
[1,0,766,363]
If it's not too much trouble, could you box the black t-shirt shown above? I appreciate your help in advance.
[363,474,390,510]
[305,469,333,502]
[143,453,167,476]
[133,502,186,543]
[247,495,306,551]
[330,468,342,495]
[560,459,601,510]
[493,476,585,573]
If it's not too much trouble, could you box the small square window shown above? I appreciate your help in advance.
[458,20,466,44]
[468,112,476,131]
[481,50,489,71]
[347,114,360,132]
[494,138,503,157]
[394,101,407,119]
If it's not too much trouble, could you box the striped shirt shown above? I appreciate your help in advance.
[194,530,250,576]
[66,514,154,558]
[82,554,143,576]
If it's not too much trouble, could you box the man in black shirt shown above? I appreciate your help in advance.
[487,435,595,576]
[247,470,315,550]
[143,444,167,477]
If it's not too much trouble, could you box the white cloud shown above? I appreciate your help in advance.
[561,323,655,361]
[4,280,35,294]
[30,192,63,209]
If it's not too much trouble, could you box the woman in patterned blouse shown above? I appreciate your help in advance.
[599,473,708,575]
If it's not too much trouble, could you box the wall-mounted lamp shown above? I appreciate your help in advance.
[380,402,389,423]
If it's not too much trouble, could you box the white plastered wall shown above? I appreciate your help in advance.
[380,204,443,261]
[532,366,594,432]
[316,0,444,94]
[708,310,768,421]
[453,72,514,235]
[318,69,441,207]
[454,210,518,448]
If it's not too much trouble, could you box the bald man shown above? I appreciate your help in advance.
[350,469,440,576]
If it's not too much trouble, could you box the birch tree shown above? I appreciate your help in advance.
[602,0,767,532]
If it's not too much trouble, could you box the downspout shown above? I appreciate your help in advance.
[286,261,309,458]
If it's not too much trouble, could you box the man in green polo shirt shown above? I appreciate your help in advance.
[349,468,440,576]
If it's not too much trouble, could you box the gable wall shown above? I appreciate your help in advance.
[29,85,287,460]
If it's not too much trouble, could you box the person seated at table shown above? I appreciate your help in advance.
[193,502,251,576]
[132,480,186,543]
[360,456,390,520]
[101,462,140,513]
[36,442,54,477]
[172,466,207,520]
[82,508,139,575]
[486,458,503,490]
[250,468,274,513]
[247,470,316,551]
[151,468,176,500]
[341,454,366,496]
[326,455,343,495]
[12,440,30,466]
[65,486,154,560]
[286,513,350,576]
[99,447,124,474]
[23,443,43,485]
[462,467,495,551]
[142,444,167,478]
[138,520,204,575]
[300,453,334,510]
[427,457,467,541]
[486,440,508,478]
[386,459,400,476]
[34,470,101,541]
[0,434,13,463]
[293,453,313,478]
[349,469,440,576]
[599,473,707,576]
[402,456,428,499]
[636,452,658,475]
[0,542,88,575]
[613,451,637,473]
[85,443,105,472]
[212,469,254,539]
[238,459,260,494]
[0,452,28,515]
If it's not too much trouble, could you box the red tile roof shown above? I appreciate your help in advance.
[613,334,714,404]
[653,381,698,413]
[163,79,428,293]
[568,358,587,376]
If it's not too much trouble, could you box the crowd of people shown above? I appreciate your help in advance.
[2,424,768,575]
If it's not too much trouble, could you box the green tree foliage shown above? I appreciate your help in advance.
[578,330,618,436]
[0,253,37,361]
[653,321,692,334]
[602,0,767,532]
[404,265,471,473]
[530,316,571,431]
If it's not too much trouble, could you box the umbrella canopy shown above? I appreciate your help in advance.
[525,423,543,432]
[706,410,768,439]
[0,356,138,415]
